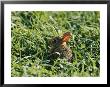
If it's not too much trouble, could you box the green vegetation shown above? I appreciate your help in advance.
[11,11,100,77]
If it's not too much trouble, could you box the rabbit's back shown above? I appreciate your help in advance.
[60,45,73,62]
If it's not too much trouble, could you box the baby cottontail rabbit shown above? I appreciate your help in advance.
[49,32,73,62]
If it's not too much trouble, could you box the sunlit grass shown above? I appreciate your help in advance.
[11,11,100,77]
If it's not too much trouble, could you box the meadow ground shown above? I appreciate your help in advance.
[11,11,100,77]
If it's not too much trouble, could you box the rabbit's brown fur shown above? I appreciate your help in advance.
[49,32,73,62]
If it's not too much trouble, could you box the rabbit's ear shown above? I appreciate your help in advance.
[62,32,72,42]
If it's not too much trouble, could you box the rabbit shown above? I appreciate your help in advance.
[49,32,73,62]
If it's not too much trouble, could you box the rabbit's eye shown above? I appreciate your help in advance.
[53,39,57,43]
[52,37,61,45]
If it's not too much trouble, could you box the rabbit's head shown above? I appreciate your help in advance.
[50,36,62,47]
[50,32,72,47]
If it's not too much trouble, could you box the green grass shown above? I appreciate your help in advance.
[11,11,100,77]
